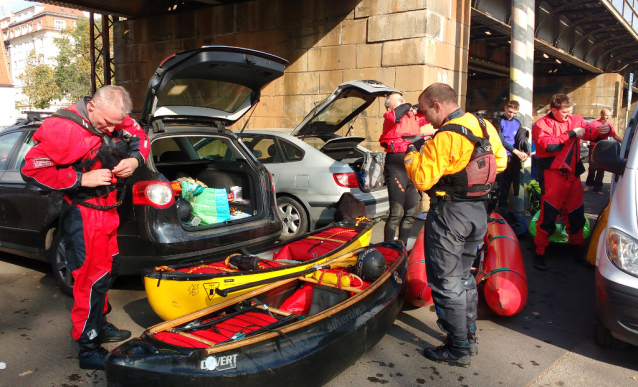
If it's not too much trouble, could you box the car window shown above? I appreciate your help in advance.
[192,137,232,160]
[309,96,366,126]
[0,131,23,170]
[157,79,254,114]
[279,139,303,161]
[12,131,36,170]
[239,136,281,163]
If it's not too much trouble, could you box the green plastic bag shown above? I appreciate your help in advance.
[179,181,231,225]
[528,180,542,215]
[528,211,591,243]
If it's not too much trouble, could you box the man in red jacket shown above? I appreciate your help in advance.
[21,86,150,370]
[532,94,609,270]
[379,92,427,243]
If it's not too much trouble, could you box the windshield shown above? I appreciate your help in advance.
[157,79,254,113]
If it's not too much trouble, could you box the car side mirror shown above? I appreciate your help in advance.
[252,150,262,158]
[591,140,626,176]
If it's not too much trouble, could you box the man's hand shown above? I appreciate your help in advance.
[112,157,139,178]
[81,169,112,187]
[512,149,528,162]
[597,123,611,135]
[573,127,586,138]
[409,134,433,151]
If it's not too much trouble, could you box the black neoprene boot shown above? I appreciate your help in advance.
[468,327,478,356]
[533,253,547,271]
[572,244,594,269]
[423,338,471,367]
[79,347,109,370]
[101,322,131,343]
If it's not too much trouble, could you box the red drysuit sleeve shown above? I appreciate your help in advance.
[117,116,150,165]
[532,117,574,153]
[21,117,91,191]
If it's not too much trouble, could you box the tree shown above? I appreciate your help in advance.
[18,50,60,109]
[53,17,94,102]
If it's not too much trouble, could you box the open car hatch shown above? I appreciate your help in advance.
[141,46,288,129]
[290,80,400,137]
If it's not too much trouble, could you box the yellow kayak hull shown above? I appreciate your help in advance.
[143,219,373,320]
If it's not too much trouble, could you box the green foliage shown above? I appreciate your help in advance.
[18,50,60,109]
[19,17,114,109]
[53,17,94,102]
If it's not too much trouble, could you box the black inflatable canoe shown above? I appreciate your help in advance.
[105,241,407,387]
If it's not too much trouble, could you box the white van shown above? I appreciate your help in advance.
[591,113,638,348]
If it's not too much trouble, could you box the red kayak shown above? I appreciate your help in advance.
[476,212,528,317]
[406,226,433,307]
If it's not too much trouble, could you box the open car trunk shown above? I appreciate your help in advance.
[152,134,261,228]
[310,136,386,192]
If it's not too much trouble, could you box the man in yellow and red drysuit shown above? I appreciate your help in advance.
[404,83,507,367]
[532,94,610,270]
[21,86,150,370]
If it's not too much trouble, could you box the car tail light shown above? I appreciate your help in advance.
[133,181,175,209]
[268,172,276,192]
[333,173,359,188]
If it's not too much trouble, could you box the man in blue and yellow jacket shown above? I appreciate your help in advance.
[404,83,507,367]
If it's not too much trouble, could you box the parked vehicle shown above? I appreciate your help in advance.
[590,107,638,348]
[237,80,393,240]
[0,47,286,295]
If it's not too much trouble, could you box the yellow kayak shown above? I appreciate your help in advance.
[143,218,374,320]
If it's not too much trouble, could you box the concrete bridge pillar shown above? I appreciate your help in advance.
[509,0,534,212]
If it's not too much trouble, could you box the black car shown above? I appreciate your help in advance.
[0,47,286,295]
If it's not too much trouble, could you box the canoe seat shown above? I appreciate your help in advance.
[154,310,285,348]
[273,228,359,261]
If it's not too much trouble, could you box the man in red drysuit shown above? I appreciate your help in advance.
[379,92,427,243]
[21,86,150,370]
[532,94,610,270]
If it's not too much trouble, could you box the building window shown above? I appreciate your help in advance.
[37,20,42,30]
[73,22,77,27]
[55,20,66,30]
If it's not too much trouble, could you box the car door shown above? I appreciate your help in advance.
[0,130,61,257]
[239,135,284,185]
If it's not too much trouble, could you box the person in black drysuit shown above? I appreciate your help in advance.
[379,92,426,244]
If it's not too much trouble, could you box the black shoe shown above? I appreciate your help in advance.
[101,322,131,343]
[533,253,547,271]
[423,339,471,367]
[571,245,595,269]
[467,328,478,356]
[79,347,109,370]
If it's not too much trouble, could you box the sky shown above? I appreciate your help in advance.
[0,0,39,17]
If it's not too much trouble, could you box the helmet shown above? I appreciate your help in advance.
[355,248,386,282]
[176,197,193,222]
[227,255,260,271]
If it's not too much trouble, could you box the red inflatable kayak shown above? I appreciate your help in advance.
[476,212,528,317]
[406,226,433,307]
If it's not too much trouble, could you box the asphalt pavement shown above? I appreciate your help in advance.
[1,172,637,387]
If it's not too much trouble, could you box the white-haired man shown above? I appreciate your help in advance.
[379,92,427,243]
[21,85,150,370]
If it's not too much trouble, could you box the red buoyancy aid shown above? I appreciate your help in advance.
[379,103,426,153]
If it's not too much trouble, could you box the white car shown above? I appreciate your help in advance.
[590,110,638,348]
[238,80,396,240]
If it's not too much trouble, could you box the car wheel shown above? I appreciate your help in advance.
[48,231,74,296]
[277,196,308,241]
[48,231,118,297]
[595,316,629,349]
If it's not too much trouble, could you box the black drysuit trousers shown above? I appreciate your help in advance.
[384,152,419,243]
[425,200,486,342]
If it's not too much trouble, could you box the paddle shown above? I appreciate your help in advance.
[216,265,329,297]
[215,249,362,297]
